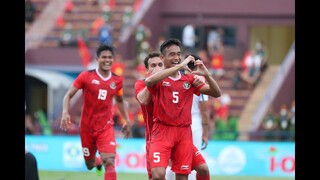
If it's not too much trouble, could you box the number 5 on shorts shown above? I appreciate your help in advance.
[153,152,160,163]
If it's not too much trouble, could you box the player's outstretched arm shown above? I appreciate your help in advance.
[60,86,78,131]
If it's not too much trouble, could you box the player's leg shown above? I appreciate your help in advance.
[96,124,117,180]
[150,123,172,180]
[80,129,99,171]
[100,152,117,180]
[191,145,210,180]
[171,126,193,180]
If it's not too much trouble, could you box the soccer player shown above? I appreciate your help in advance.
[134,52,162,180]
[135,52,211,180]
[145,38,221,180]
[166,54,211,180]
[60,44,131,180]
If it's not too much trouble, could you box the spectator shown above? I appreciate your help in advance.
[213,93,231,122]
[255,40,268,72]
[288,99,295,141]
[232,59,246,89]
[213,116,238,141]
[64,0,74,13]
[241,49,262,89]
[55,15,66,29]
[261,107,279,141]
[207,27,224,57]
[59,23,77,47]
[182,23,197,54]
[131,116,145,138]
[121,6,133,32]
[278,104,290,141]
[111,54,125,76]
[209,50,225,80]
[25,0,36,23]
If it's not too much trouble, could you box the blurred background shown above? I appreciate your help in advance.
[25,0,295,179]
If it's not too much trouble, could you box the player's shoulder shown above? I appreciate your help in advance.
[134,78,146,87]
[111,72,123,81]
[80,69,95,75]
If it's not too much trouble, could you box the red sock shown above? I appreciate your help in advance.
[104,165,116,180]
[95,156,102,166]
[196,174,210,180]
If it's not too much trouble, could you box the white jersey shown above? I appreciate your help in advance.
[191,94,208,149]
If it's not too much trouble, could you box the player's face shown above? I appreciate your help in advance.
[147,57,164,75]
[162,45,182,68]
[97,50,113,71]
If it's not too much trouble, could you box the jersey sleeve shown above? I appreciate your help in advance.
[73,71,86,89]
[134,79,145,100]
[115,77,124,96]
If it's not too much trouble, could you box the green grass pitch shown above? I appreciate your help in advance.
[39,171,294,180]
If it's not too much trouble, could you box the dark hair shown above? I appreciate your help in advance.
[144,52,160,69]
[186,54,202,70]
[160,38,181,55]
[186,54,201,61]
[96,44,115,57]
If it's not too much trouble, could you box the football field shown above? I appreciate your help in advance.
[39,171,294,180]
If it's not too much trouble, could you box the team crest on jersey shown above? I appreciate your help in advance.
[110,82,116,89]
[183,82,191,89]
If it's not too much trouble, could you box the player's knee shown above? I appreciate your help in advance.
[85,161,95,170]
[152,168,166,180]
[85,158,96,170]
[102,157,115,166]
[195,163,209,175]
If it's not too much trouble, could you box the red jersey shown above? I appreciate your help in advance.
[148,72,204,126]
[73,69,123,131]
[134,79,154,141]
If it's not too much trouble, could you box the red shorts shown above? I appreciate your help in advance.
[191,144,206,169]
[150,123,193,174]
[146,141,152,179]
[80,124,116,160]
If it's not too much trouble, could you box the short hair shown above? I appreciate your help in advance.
[185,54,201,61]
[144,52,160,69]
[96,44,115,57]
[160,38,181,55]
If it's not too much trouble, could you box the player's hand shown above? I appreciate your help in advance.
[121,122,131,139]
[201,136,208,150]
[192,75,206,86]
[182,55,196,72]
[192,60,210,76]
[60,112,71,131]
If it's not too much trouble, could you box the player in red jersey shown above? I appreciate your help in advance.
[60,44,131,180]
[145,38,221,180]
[136,52,215,180]
[134,52,161,180]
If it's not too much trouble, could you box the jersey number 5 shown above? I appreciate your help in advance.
[173,91,179,103]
